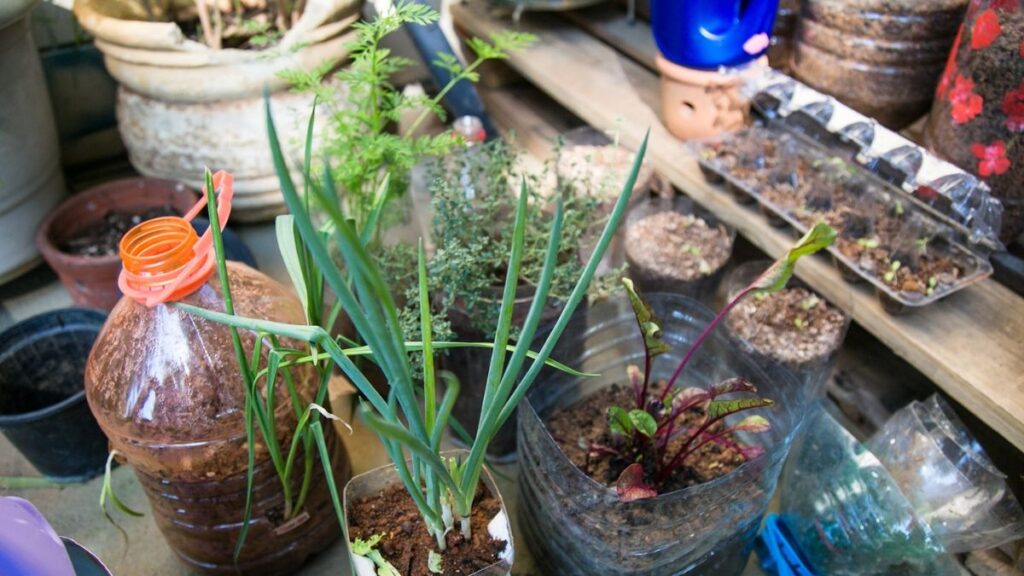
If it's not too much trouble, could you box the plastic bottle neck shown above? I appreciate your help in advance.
[117,171,235,307]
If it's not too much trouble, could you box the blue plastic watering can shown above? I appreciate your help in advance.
[650,0,781,70]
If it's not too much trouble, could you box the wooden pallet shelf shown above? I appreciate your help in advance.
[453,0,1024,451]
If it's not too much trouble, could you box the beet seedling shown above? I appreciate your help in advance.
[596,223,836,502]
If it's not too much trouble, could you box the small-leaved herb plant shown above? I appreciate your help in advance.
[281,1,534,238]
[600,224,837,502]
[381,136,623,350]
[181,94,651,566]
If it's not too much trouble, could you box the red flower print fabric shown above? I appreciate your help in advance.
[949,75,985,123]
[1003,81,1024,131]
[971,9,1002,49]
[970,141,1012,176]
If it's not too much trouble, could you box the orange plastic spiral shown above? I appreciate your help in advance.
[118,171,235,307]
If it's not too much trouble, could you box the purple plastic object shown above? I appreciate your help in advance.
[0,497,75,576]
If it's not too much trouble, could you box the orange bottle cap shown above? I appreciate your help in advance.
[118,171,235,307]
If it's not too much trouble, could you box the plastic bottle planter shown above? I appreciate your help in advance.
[650,0,778,70]
[722,260,850,398]
[925,0,1024,244]
[343,450,514,576]
[623,195,736,305]
[866,395,1024,554]
[35,178,197,311]
[778,406,961,576]
[791,0,969,129]
[517,294,805,575]
[0,309,109,482]
[86,262,350,575]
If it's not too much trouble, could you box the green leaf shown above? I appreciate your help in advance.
[100,451,143,518]
[628,409,657,438]
[351,534,383,556]
[732,414,771,434]
[428,550,444,574]
[752,223,836,293]
[621,278,671,358]
[608,406,633,437]
[276,215,311,321]
[706,397,774,422]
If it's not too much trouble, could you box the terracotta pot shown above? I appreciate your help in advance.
[656,54,751,140]
[36,177,197,311]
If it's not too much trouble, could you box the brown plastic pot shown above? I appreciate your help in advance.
[36,177,197,311]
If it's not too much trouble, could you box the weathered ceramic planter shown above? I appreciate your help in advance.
[73,0,361,221]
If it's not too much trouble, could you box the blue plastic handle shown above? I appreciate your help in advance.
[650,0,780,70]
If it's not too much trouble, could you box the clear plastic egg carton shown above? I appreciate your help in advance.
[695,72,997,314]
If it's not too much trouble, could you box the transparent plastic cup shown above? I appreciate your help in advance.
[722,260,851,397]
[517,294,805,575]
[623,196,736,305]
[867,395,1024,554]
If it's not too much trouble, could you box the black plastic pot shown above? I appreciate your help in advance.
[0,308,109,481]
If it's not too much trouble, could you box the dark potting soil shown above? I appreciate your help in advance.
[546,383,746,494]
[727,287,846,368]
[348,482,506,576]
[59,206,178,257]
[0,357,79,415]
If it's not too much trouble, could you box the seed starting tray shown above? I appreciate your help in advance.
[696,122,993,314]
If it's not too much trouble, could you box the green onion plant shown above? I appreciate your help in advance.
[179,92,650,555]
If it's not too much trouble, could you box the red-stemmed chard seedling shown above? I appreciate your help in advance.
[597,223,837,502]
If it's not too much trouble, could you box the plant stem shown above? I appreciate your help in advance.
[661,285,755,400]
[404,58,488,139]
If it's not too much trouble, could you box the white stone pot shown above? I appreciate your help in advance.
[0,0,66,283]
[73,0,361,221]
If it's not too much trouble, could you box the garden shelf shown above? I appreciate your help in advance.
[452,0,1024,452]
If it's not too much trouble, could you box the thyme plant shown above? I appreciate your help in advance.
[601,224,837,501]
[181,98,651,555]
[381,137,622,350]
[281,1,534,237]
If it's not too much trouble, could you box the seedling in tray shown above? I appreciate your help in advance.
[598,224,836,502]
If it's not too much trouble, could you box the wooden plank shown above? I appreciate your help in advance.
[562,4,657,71]
[452,0,1024,451]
